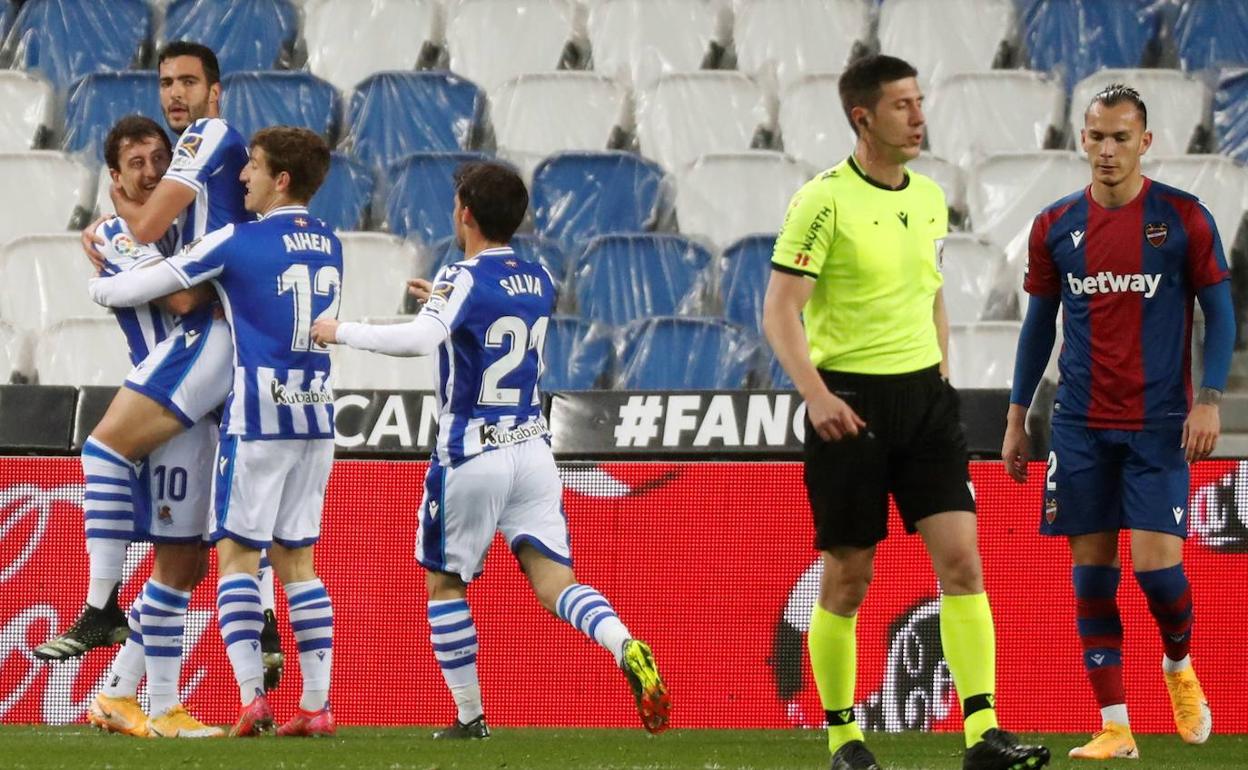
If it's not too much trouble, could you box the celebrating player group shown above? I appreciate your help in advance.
[32,40,670,743]
[27,36,1229,768]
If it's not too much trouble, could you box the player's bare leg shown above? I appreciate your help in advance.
[427,570,490,740]
[1066,533,1137,759]
[33,391,186,661]
[518,545,671,734]
[216,539,274,736]
[812,546,879,770]
[270,543,336,737]
[918,512,1050,770]
[1130,530,1210,745]
[144,544,221,737]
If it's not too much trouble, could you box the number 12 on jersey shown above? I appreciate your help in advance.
[480,315,548,407]
[279,263,341,353]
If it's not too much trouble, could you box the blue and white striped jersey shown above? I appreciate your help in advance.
[422,246,556,465]
[164,206,343,440]
[165,117,250,240]
[95,216,197,365]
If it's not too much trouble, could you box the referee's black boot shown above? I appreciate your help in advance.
[963,728,1051,770]
[830,739,882,770]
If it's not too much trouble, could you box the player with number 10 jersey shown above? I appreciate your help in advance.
[90,128,342,736]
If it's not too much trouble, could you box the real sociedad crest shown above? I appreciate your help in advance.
[1145,222,1168,248]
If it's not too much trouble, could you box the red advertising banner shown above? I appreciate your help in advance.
[1,458,1246,732]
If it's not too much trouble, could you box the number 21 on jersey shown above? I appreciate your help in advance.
[480,315,548,407]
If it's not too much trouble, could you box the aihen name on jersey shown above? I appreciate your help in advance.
[270,377,333,407]
[480,416,549,449]
[282,231,334,255]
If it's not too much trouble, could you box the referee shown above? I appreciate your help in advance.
[762,55,1050,770]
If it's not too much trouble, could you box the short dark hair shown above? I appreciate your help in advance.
[1086,83,1148,128]
[251,127,331,202]
[453,161,528,243]
[838,54,920,134]
[157,41,221,85]
[104,115,172,172]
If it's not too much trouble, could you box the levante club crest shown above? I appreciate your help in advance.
[1145,222,1168,248]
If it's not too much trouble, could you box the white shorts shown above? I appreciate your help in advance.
[125,317,233,427]
[136,418,217,543]
[210,436,335,549]
[417,438,570,583]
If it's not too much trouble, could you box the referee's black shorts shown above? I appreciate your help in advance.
[804,365,975,550]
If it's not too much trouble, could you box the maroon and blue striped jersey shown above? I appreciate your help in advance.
[1024,178,1229,429]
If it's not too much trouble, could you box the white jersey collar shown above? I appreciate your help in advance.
[260,205,311,221]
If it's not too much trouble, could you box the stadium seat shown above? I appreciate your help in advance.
[329,317,438,390]
[337,232,420,320]
[574,234,712,325]
[220,71,341,146]
[0,319,27,382]
[430,234,569,290]
[62,72,162,164]
[0,152,93,246]
[587,0,722,91]
[1070,69,1210,156]
[878,0,1015,88]
[447,0,578,93]
[2,0,149,91]
[383,152,489,245]
[1143,155,1248,249]
[542,315,614,390]
[1,2,14,41]
[966,151,1087,249]
[675,152,808,249]
[720,234,774,332]
[777,74,856,170]
[636,72,767,172]
[615,317,760,389]
[35,317,131,386]
[947,321,1021,389]
[927,72,1064,170]
[734,0,868,93]
[345,72,484,172]
[302,0,440,94]
[531,151,669,251]
[309,152,375,232]
[1175,0,1248,71]
[0,234,110,334]
[489,73,629,182]
[1214,69,1248,165]
[1019,0,1161,89]
[907,155,965,219]
[0,71,52,152]
[940,234,1007,324]
[162,0,298,74]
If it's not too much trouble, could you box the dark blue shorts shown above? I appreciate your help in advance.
[1041,423,1189,537]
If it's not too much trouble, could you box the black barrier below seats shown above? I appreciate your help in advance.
[0,386,1031,460]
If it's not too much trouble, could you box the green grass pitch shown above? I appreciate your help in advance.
[0,727,1243,769]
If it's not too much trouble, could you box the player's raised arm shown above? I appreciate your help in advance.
[111,174,197,245]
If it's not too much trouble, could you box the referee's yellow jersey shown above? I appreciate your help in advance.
[771,156,949,375]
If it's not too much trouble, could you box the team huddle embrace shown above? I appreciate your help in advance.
[31,42,669,741]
